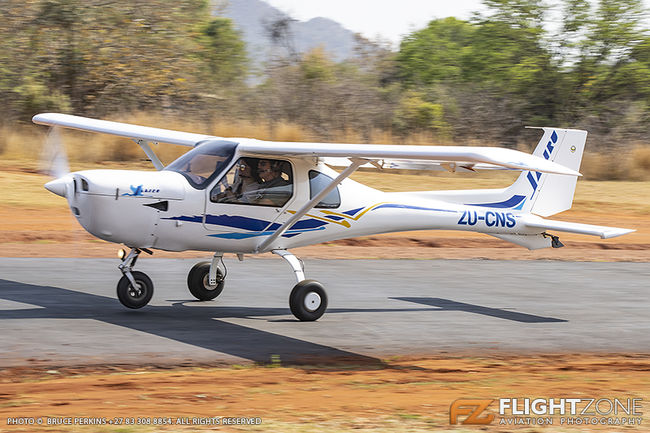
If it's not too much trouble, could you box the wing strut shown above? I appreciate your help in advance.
[255,158,367,253]
[135,139,164,170]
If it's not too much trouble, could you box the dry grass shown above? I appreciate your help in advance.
[631,146,650,173]
[2,112,650,181]
[581,145,650,181]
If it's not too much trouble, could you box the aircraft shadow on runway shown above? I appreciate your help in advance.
[0,280,566,367]
[0,279,387,367]
[392,297,568,323]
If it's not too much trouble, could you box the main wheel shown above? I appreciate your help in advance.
[289,280,328,321]
[117,271,153,309]
[187,261,225,301]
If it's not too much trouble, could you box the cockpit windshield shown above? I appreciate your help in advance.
[164,140,238,189]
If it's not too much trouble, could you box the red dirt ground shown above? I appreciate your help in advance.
[1,354,648,432]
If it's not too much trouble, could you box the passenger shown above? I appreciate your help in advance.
[253,159,291,206]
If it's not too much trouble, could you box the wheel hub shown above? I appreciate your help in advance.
[303,291,321,312]
[202,273,219,290]
[128,282,144,299]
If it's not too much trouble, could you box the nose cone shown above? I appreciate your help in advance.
[45,176,70,197]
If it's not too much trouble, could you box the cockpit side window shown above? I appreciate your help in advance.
[309,170,341,209]
[164,140,237,189]
[210,157,293,207]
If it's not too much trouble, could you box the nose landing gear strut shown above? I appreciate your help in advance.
[116,247,154,309]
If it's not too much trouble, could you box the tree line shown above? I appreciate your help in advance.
[0,0,648,147]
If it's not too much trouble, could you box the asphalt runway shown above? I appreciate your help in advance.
[0,258,648,367]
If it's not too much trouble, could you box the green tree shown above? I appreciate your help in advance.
[561,0,592,38]
[396,2,562,138]
[590,0,646,62]
[565,0,649,138]
[197,17,248,88]
[0,0,248,119]
[482,0,547,28]
[393,91,451,136]
[397,18,474,86]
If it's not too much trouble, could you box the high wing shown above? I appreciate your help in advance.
[33,113,580,176]
[321,157,520,172]
[32,113,219,146]
[238,140,580,176]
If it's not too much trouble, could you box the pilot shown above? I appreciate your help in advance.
[253,159,291,206]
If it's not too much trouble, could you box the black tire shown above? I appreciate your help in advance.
[187,261,225,301]
[289,280,328,321]
[116,271,153,309]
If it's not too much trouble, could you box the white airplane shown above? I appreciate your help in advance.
[33,113,633,321]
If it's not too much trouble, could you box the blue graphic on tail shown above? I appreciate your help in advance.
[526,129,558,198]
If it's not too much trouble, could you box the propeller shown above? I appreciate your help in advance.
[41,126,72,197]
[40,126,70,178]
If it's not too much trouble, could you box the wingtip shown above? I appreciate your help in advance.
[545,159,581,176]
[549,163,582,177]
[32,113,56,125]
[601,228,636,239]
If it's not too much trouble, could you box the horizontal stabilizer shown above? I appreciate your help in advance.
[524,217,635,239]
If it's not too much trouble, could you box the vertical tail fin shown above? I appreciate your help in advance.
[505,128,587,216]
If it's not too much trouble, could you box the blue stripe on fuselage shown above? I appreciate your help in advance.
[466,194,526,209]
[370,204,457,213]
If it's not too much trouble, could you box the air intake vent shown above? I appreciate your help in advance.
[143,201,168,211]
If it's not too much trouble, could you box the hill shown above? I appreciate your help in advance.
[219,0,360,67]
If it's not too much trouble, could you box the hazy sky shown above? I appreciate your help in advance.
[264,0,648,47]
[264,0,487,45]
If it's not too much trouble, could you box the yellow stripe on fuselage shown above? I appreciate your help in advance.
[287,203,390,229]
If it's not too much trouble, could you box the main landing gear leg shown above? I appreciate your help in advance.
[273,249,327,322]
[187,252,226,301]
[116,247,154,309]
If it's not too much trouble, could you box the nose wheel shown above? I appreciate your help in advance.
[116,247,154,309]
[117,271,153,309]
